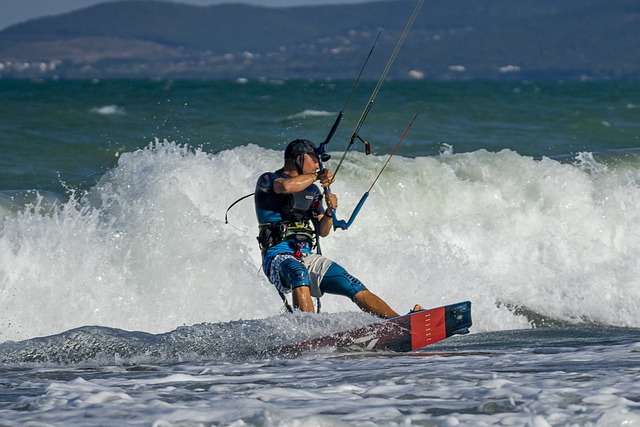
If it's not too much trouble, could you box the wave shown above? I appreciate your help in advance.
[283,109,335,121]
[90,105,126,115]
[0,140,639,342]
[0,190,66,216]
[0,312,377,366]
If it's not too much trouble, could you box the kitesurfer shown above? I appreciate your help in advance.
[255,139,421,318]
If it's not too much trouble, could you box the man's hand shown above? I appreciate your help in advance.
[317,169,334,188]
[325,193,338,212]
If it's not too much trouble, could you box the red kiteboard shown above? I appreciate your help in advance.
[283,301,472,354]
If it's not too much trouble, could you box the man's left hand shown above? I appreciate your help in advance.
[325,193,338,212]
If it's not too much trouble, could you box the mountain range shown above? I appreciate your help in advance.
[0,0,638,80]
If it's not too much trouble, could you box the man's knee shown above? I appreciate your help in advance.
[353,289,371,303]
[320,262,367,299]
[280,258,310,289]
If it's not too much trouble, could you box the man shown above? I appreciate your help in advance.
[255,139,419,318]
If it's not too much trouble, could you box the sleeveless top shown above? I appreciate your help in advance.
[254,171,325,272]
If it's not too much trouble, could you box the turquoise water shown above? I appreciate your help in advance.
[2,79,639,192]
[1,77,640,336]
[1,79,640,426]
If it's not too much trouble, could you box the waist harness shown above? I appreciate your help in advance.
[257,221,316,253]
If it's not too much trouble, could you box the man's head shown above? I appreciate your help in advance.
[284,139,330,174]
[285,139,316,161]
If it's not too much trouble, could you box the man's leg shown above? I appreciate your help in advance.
[292,286,315,312]
[353,289,400,319]
[314,260,401,319]
[279,257,314,313]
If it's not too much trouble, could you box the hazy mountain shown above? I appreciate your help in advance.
[0,0,638,79]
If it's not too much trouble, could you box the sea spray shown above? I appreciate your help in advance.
[1,140,639,342]
[0,142,273,342]
[3,79,640,426]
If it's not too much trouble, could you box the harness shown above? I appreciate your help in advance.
[257,221,316,256]
[257,220,321,313]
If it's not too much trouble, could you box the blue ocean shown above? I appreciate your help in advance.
[1,78,639,426]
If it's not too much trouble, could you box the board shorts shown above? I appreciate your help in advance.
[268,253,367,300]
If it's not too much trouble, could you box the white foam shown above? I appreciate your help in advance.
[284,109,335,120]
[0,141,639,341]
[5,341,639,426]
[90,105,126,115]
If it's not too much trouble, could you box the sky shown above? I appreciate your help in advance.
[0,0,374,31]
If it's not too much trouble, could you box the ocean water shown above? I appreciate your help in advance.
[0,78,639,426]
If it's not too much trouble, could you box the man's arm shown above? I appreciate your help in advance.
[317,211,333,237]
[273,172,318,194]
[274,170,337,237]
[317,191,338,237]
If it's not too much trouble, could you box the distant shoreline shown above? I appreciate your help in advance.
[1,0,638,80]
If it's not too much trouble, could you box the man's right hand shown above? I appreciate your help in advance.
[317,169,334,188]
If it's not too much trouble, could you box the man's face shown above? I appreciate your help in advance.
[302,153,320,174]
